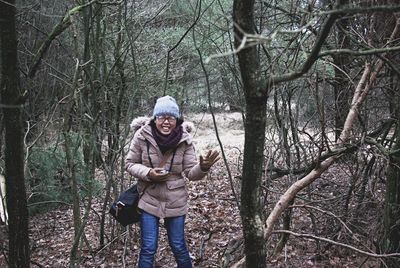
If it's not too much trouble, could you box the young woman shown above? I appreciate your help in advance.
[126,96,220,268]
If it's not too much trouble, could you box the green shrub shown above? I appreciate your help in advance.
[27,139,101,214]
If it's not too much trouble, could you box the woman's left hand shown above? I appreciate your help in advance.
[200,150,220,171]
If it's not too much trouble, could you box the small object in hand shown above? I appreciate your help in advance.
[158,169,169,175]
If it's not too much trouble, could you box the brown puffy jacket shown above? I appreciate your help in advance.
[125,118,207,218]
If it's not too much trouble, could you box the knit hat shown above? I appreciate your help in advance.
[152,95,180,118]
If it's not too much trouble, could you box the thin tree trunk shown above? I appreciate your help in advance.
[241,96,268,267]
[233,0,268,266]
[100,2,128,247]
[333,0,352,141]
[380,72,400,268]
[381,141,400,267]
[0,0,30,266]
[63,60,82,268]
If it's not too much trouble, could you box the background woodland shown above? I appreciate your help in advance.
[1,0,400,267]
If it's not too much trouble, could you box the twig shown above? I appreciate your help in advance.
[205,18,316,63]
[0,0,15,7]
[319,46,400,58]
[93,230,128,255]
[122,228,129,268]
[272,230,400,258]
[24,94,70,166]
[319,4,400,16]
[163,0,203,95]
[27,200,72,207]
[290,204,356,240]
[198,232,213,262]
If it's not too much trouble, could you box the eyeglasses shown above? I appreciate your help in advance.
[156,116,177,123]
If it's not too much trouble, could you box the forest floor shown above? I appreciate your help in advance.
[0,112,384,267]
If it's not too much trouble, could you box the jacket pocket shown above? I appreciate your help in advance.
[166,179,186,190]
[166,179,187,208]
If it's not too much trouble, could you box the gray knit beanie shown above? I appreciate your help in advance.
[152,96,180,118]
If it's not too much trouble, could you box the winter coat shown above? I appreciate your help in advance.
[125,117,207,218]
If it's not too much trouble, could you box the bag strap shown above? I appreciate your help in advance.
[160,148,177,171]
[146,140,154,168]
[139,184,149,199]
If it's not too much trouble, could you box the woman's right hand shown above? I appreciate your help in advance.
[148,168,170,181]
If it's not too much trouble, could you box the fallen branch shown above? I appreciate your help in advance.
[273,230,400,258]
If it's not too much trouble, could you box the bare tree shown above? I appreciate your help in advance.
[232,0,345,265]
[232,0,400,266]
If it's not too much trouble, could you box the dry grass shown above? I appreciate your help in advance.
[189,112,245,156]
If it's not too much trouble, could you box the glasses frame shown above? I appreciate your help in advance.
[155,116,177,123]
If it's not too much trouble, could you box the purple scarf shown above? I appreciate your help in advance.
[151,121,183,154]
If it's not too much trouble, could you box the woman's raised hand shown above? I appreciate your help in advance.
[200,150,220,171]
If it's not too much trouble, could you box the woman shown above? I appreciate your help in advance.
[126,96,220,268]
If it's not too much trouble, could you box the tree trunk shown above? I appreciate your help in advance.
[381,142,400,268]
[0,0,30,267]
[233,0,268,266]
[333,0,352,141]
[241,96,268,267]
[100,2,128,247]
[63,59,82,268]
[381,73,400,268]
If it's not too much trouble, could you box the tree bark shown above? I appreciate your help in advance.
[0,0,30,267]
[333,0,352,140]
[381,66,400,268]
[233,0,268,266]
[368,5,400,266]
[381,123,400,267]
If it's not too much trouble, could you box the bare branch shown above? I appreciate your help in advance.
[319,46,400,58]
[267,12,339,85]
[265,16,400,239]
[208,5,400,83]
[0,0,15,7]
[205,19,316,63]
[290,205,355,237]
[320,4,400,16]
[273,230,400,258]
[96,0,123,5]
[27,1,96,78]
[163,0,204,95]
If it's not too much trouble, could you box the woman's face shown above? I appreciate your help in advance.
[155,116,177,135]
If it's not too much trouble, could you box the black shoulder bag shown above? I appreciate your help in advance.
[109,184,143,227]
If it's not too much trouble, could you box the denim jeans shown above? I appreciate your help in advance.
[138,211,192,268]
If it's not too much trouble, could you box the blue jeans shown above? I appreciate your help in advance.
[138,211,192,268]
